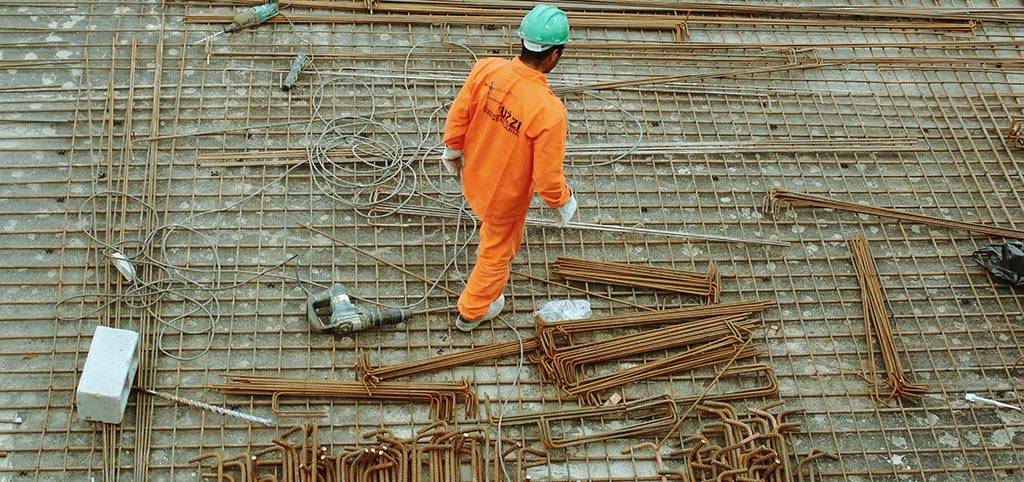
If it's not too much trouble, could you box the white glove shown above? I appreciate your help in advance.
[441,148,463,174]
[555,193,578,227]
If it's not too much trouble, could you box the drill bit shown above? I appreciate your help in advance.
[193,30,225,45]
[138,388,273,426]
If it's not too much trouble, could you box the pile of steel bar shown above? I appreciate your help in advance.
[536,313,759,386]
[849,237,928,402]
[534,300,773,349]
[551,257,721,302]
[765,188,1024,239]
[529,302,770,404]
[189,423,544,481]
[564,336,759,405]
[492,395,680,449]
[356,338,540,385]
[212,374,478,421]
[190,425,332,482]
[491,360,778,448]
[335,423,543,482]
[662,401,836,482]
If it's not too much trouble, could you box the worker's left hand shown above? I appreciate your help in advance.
[441,148,464,174]
[555,193,578,227]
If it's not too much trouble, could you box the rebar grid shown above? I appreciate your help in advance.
[2,1,1024,481]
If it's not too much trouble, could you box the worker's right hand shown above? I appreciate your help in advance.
[554,192,578,227]
[441,148,464,174]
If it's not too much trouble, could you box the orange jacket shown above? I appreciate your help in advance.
[444,57,571,224]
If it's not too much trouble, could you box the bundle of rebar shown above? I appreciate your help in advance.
[212,374,478,421]
[357,338,540,385]
[534,300,773,350]
[551,257,721,302]
[565,336,759,405]
[536,313,758,386]
[492,360,778,448]
[766,188,1024,239]
[660,401,836,482]
[531,302,769,404]
[849,237,928,402]
[189,423,544,482]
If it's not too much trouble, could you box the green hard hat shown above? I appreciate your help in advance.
[518,4,570,49]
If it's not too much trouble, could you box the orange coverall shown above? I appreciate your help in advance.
[444,57,571,320]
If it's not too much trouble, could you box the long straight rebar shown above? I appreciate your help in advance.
[357,338,540,384]
[366,200,789,246]
[767,188,1024,239]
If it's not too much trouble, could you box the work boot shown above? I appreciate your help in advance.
[455,295,505,332]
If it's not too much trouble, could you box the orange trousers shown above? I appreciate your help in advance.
[458,216,527,320]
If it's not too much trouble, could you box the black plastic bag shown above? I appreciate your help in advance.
[974,241,1024,287]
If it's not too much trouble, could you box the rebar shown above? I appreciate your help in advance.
[529,301,770,406]
[177,0,1021,23]
[671,364,780,405]
[490,395,680,449]
[200,137,921,167]
[665,401,835,482]
[566,335,759,405]
[357,338,540,385]
[551,257,721,303]
[184,5,978,34]
[212,374,479,421]
[849,237,928,402]
[766,188,1024,239]
[534,300,773,348]
[365,197,789,246]
[537,313,758,388]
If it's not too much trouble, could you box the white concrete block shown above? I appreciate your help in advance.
[76,326,140,424]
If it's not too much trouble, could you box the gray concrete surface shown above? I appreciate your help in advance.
[2,1,1024,480]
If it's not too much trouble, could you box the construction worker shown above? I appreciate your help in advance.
[441,4,576,332]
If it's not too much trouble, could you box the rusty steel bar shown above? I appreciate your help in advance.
[551,257,721,302]
[849,237,928,402]
[766,188,1024,240]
